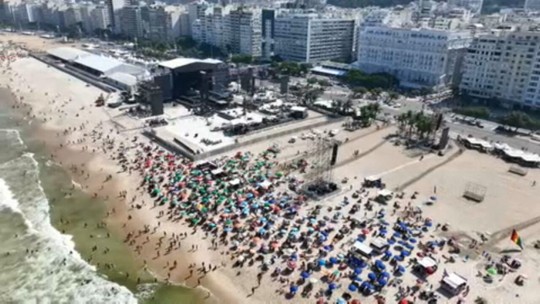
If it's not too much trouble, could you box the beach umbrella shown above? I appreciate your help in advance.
[350,300,361,304]
[368,272,377,281]
[354,267,362,275]
[397,265,406,275]
[330,257,339,264]
[287,261,297,269]
[348,284,358,292]
[290,285,298,294]
[309,278,319,284]
[351,275,362,282]
[487,267,497,276]
[336,298,347,304]
[328,282,338,290]
[318,259,326,266]
[301,271,311,279]
[375,260,386,270]
[316,298,326,304]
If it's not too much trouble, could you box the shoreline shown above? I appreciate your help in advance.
[0,57,246,303]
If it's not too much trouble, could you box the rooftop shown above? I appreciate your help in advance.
[106,72,138,86]
[47,47,91,62]
[74,54,123,73]
[159,57,223,70]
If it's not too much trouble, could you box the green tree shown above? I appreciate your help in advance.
[388,91,400,102]
[344,69,398,90]
[231,54,253,64]
[453,106,490,120]
[352,87,368,98]
[357,103,381,126]
[499,111,531,130]
[318,79,331,87]
[307,77,318,85]
[413,112,435,139]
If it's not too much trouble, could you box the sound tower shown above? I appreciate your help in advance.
[435,113,443,130]
[330,143,338,166]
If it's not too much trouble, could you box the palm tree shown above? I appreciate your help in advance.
[414,113,434,139]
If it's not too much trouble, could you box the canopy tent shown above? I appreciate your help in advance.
[418,257,437,269]
[441,272,467,295]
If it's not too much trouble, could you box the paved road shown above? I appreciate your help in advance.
[379,99,540,154]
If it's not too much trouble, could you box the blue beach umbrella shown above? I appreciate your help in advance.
[348,284,358,292]
[336,298,347,304]
[290,285,298,294]
[301,271,311,279]
[354,267,362,275]
[367,272,377,281]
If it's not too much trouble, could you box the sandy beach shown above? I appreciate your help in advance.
[3,33,540,304]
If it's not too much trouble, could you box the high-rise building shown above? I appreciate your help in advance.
[525,0,540,11]
[145,6,172,41]
[64,6,82,29]
[91,5,111,31]
[448,0,484,15]
[261,9,275,59]
[188,0,208,37]
[106,0,130,32]
[120,5,143,38]
[356,26,472,90]
[460,29,540,108]
[229,8,261,57]
[274,13,355,63]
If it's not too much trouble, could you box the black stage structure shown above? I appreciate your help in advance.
[158,58,229,103]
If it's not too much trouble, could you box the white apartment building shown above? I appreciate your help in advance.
[460,29,540,108]
[525,0,540,11]
[448,0,484,15]
[106,0,130,32]
[120,5,143,38]
[356,26,472,90]
[146,6,172,42]
[230,8,261,57]
[188,0,208,37]
[91,5,111,31]
[64,6,82,28]
[274,13,355,63]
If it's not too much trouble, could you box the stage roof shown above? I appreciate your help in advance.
[159,57,223,70]
[47,47,91,62]
[106,72,138,86]
[74,55,123,74]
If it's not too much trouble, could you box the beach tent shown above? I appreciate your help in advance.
[350,241,373,260]
[259,180,272,189]
[415,257,438,275]
[440,272,467,296]
[370,238,389,254]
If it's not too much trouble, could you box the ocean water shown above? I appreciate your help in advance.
[0,128,139,304]
[0,90,203,304]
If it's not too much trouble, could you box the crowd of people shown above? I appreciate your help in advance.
[112,140,469,304]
